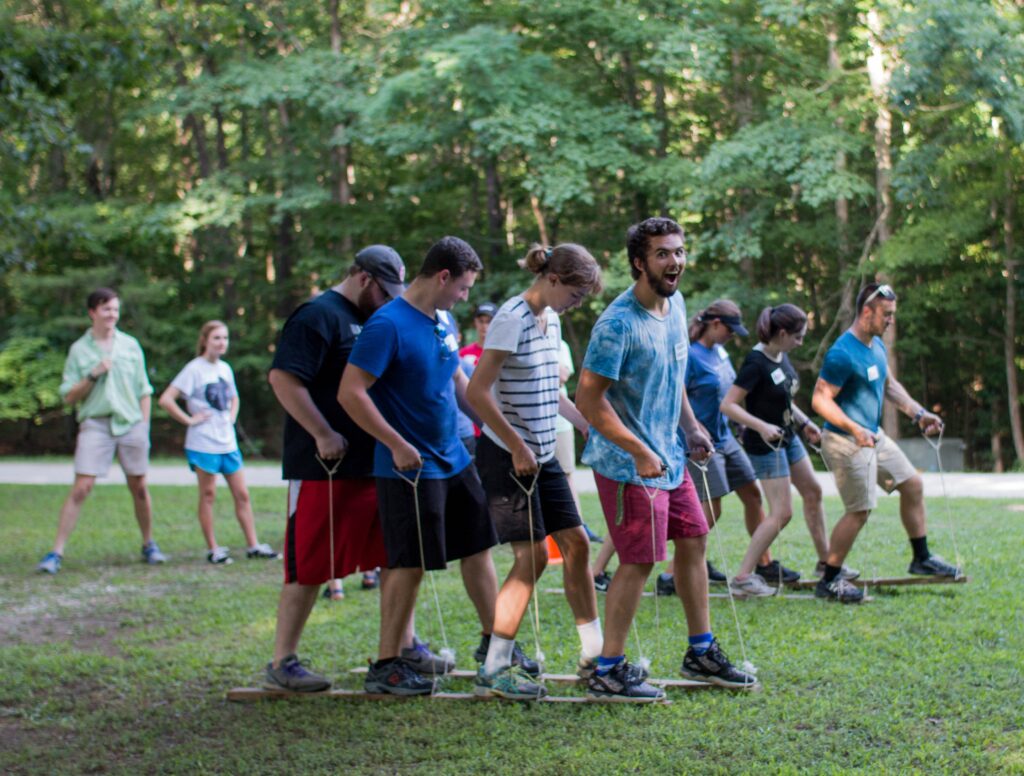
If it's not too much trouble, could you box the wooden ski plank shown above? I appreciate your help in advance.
[226,687,655,704]
[349,667,721,690]
[544,587,815,601]
[784,575,969,590]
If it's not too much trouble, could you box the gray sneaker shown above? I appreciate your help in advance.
[728,573,778,599]
[400,637,454,676]
[37,552,62,575]
[264,654,331,692]
[576,656,596,680]
[141,541,167,564]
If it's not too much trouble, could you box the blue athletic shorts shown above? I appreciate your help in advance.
[185,448,244,476]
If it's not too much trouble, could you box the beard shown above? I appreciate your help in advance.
[355,285,382,317]
[641,264,682,298]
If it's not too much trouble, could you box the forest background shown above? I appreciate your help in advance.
[2,0,1022,469]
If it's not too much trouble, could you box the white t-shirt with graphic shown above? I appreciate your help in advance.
[170,357,239,454]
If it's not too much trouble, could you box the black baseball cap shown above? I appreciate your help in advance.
[474,302,498,319]
[716,314,749,337]
[355,245,407,299]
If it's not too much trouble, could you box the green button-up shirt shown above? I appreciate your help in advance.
[59,329,153,436]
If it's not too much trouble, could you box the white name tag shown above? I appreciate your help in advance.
[771,368,786,385]
[350,323,362,336]
[867,364,880,382]
[675,341,687,361]
[716,345,729,360]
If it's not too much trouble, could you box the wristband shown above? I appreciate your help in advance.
[87,373,99,383]
[798,419,809,431]
[913,408,926,424]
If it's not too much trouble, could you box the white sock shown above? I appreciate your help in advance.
[483,634,515,675]
[576,618,603,660]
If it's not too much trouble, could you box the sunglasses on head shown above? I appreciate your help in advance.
[864,284,895,305]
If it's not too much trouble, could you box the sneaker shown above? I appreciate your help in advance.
[207,547,233,565]
[656,572,676,597]
[475,665,547,700]
[576,656,596,680]
[364,658,433,696]
[400,637,454,676]
[755,559,801,585]
[474,635,540,677]
[814,561,861,581]
[141,541,167,564]
[361,569,380,589]
[593,571,612,593]
[587,660,665,702]
[322,581,344,600]
[706,560,727,584]
[583,523,605,544]
[264,653,331,692]
[814,576,865,604]
[680,639,758,688]
[246,543,279,559]
[729,573,778,599]
[908,555,961,577]
[37,551,62,575]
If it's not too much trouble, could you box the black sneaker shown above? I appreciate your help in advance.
[587,660,665,702]
[473,635,540,677]
[680,640,758,688]
[814,576,865,604]
[908,555,961,577]
[593,571,612,593]
[364,658,434,696]
[755,559,801,585]
[706,560,727,584]
[656,572,676,596]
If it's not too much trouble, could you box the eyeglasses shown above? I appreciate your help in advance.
[863,284,895,305]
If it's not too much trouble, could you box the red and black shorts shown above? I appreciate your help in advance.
[283,478,387,585]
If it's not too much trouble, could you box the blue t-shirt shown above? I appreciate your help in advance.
[684,341,736,448]
[819,330,887,434]
[456,362,475,439]
[581,287,689,489]
[348,298,470,479]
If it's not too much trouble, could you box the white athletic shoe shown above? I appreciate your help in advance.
[729,573,778,599]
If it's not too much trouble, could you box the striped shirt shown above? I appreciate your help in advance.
[481,295,562,463]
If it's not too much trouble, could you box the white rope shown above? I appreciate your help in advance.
[393,466,452,694]
[763,435,787,598]
[315,455,342,596]
[692,455,756,676]
[637,477,662,673]
[508,470,546,675]
[921,426,965,578]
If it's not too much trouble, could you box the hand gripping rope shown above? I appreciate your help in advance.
[690,454,758,677]
[508,470,546,678]
[920,426,965,578]
[393,466,455,694]
[315,455,343,591]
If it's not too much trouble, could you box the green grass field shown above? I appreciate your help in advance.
[2,484,1022,774]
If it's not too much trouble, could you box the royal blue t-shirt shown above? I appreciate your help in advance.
[348,298,470,479]
[684,340,736,448]
[819,330,888,434]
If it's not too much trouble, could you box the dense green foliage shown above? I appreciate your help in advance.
[2,0,1023,466]
[2,485,1023,773]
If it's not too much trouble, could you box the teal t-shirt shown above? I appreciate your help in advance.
[581,287,689,489]
[818,330,887,434]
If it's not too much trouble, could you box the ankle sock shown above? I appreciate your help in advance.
[595,655,624,676]
[823,563,842,584]
[576,619,603,660]
[483,634,515,674]
[910,536,930,562]
[688,632,714,656]
[373,657,398,669]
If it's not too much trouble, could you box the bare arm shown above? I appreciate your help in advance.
[337,363,421,470]
[158,385,210,427]
[467,349,538,475]
[811,377,875,447]
[885,374,942,435]
[558,393,588,436]
[268,368,347,459]
[575,368,664,479]
[230,394,240,425]
[720,384,784,444]
[790,403,821,445]
[139,394,151,424]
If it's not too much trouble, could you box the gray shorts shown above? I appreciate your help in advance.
[74,418,150,477]
[820,428,917,513]
[685,436,757,502]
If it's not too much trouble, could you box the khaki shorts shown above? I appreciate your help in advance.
[74,418,150,477]
[821,428,917,513]
[555,429,576,475]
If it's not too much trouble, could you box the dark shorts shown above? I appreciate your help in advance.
[685,436,757,502]
[283,478,387,585]
[594,472,709,564]
[476,434,582,544]
[376,465,498,570]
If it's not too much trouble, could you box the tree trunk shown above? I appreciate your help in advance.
[330,0,354,256]
[828,23,854,328]
[1003,164,1024,463]
[484,156,503,265]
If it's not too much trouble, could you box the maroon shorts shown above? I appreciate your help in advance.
[594,472,708,564]
[283,479,387,585]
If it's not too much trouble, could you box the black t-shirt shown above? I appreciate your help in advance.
[271,290,374,480]
[733,348,799,456]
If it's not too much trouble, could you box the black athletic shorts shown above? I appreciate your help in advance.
[376,464,497,570]
[476,434,582,544]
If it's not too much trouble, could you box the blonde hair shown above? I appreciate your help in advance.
[519,242,603,294]
[196,320,228,356]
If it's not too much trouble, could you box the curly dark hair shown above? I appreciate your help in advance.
[625,217,685,279]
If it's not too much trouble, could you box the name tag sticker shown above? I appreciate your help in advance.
[716,345,729,360]
[444,333,458,353]
[350,324,362,336]
[867,364,880,382]
[675,341,687,361]
[771,368,786,385]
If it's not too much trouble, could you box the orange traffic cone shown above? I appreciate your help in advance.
[546,535,563,564]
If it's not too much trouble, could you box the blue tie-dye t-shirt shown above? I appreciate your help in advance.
[581,286,689,489]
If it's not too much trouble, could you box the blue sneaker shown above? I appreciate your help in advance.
[141,541,167,564]
[583,524,605,544]
[400,637,454,676]
[37,552,62,575]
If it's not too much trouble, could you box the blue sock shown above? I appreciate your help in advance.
[688,632,714,655]
[595,655,625,676]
